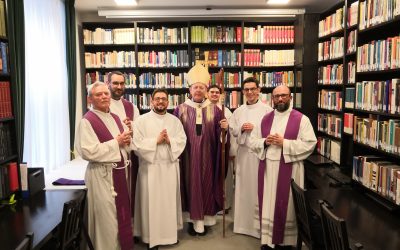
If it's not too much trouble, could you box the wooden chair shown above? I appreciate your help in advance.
[15,232,34,250]
[319,200,363,250]
[291,179,325,250]
[42,189,93,250]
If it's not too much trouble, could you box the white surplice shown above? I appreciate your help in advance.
[229,101,273,238]
[110,98,140,123]
[132,110,187,248]
[75,109,133,250]
[246,107,317,247]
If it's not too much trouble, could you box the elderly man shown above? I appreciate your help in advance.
[173,63,229,236]
[75,81,134,250]
[247,85,317,250]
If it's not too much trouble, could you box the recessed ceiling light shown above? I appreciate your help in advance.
[114,0,137,6]
[267,0,290,4]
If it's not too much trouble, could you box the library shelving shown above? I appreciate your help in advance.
[81,19,304,113]
[0,0,20,203]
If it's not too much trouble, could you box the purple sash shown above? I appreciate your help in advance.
[122,99,138,218]
[84,110,134,250]
[258,109,302,244]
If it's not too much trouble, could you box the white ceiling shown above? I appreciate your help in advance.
[75,0,339,13]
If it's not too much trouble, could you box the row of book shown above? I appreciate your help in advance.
[137,27,189,44]
[318,37,344,61]
[317,137,341,164]
[138,50,189,68]
[359,0,400,30]
[318,7,344,37]
[0,42,9,74]
[243,71,294,88]
[357,35,400,72]
[318,113,342,139]
[345,87,355,108]
[0,123,13,161]
[85,72,137,88]
[0,0,6,37]
[191,49,241,67]
[0,162,19,200]
[343,112,354,134]
[209,72,241,88]
[84,51,136,68]
[318,90,342,111]
[224,91,242,109]
[0,82,12,118]
[352,156,400,204]
[138,72,188,89]
[348,61,356,84]
[318,64,343,85]
[354,79,400,113]
[347,1,359,27]
[347,30,357,54]
[83,28,135,45]
[243,49,294,67]
[353,116,400,154]
[191,26,241,43]
[243,25,294,44]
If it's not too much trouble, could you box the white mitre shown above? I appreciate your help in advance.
[187,62,210,86]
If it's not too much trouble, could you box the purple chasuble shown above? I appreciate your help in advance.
[173,103,224,220]
[84,110,134,250]
[122,98,138,218]
[258,109,302,244]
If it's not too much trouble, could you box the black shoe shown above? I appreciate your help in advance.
[198,226,208,236]
[261,245,273,250]
[147,245,158,250]
[187,223,197,236]
[133,236,140,244]
[274,245,293,250]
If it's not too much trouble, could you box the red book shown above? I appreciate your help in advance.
[236,27,242,43]
[8,162,19,192]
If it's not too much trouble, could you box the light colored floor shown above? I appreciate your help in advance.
[134,212,261,250]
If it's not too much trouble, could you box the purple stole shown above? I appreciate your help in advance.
[84,110,134,250]
[258,109,302,244]
[122,99,138,218]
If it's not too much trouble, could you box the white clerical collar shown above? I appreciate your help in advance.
[91,108,111,117]
[245,100,260,109]
[150,110,167,118]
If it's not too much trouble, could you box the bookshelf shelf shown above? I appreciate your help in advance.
[192,42,241,46]
[345,51,356,57]
[137,43,188,46]
[317,131,342,142]
[353,141,400,160]
[346,24,358,31]
[243,65,294,70]
[85,67,136,71]
[0,155,18,166]
[318,29,344,41]
[318,108,342,114]
[356,68,400,75]
[353,109,400,118]
[84,43,135,47]
[0,117,14,122]
[358,15,400,35]
[318,57,344,64]
[317,84,344,89]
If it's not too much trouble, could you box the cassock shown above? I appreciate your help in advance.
[246,107,316,247]
[132,110,186,248]
[229,100,273,238]
[173,99,225,233]
[75,109,134,250]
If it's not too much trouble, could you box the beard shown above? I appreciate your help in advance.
[153,105,167,114]
[111,90,124,99]
[275,101,290,112]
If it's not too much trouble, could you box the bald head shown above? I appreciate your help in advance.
[272,85,292,112]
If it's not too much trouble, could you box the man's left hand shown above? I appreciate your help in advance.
[219,118,228,130]
[269,133,284,147]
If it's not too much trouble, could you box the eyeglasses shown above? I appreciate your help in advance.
[273,94,290,100]
[243,87,258,93]
[153,97,168,102]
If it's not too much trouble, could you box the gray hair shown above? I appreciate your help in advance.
[87,81,108,97]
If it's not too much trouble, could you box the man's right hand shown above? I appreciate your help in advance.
[241,122,254,132]
[116,130,132,146]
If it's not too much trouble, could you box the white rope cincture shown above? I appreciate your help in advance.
[110,163,118,197]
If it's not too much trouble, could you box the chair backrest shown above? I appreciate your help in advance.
[15,232,34,250]
[291,179,314,246]
[319,200,350,250]
[58,190,87,250]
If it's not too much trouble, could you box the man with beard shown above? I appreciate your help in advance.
[173,63,228,236]
[246,85,317,250]
[207,84,237,212]
[75,82,134,250]
[229,77,273,238]
[133,89,186,250]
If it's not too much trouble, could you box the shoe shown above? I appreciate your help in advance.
[261,245,273,250]
[133,236,140,244]
[187,223,197,236]
[274,245,293,250]
[147,245,158,250]
[198,226,208,236]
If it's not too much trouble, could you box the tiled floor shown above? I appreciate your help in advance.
[134,213,261,250]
